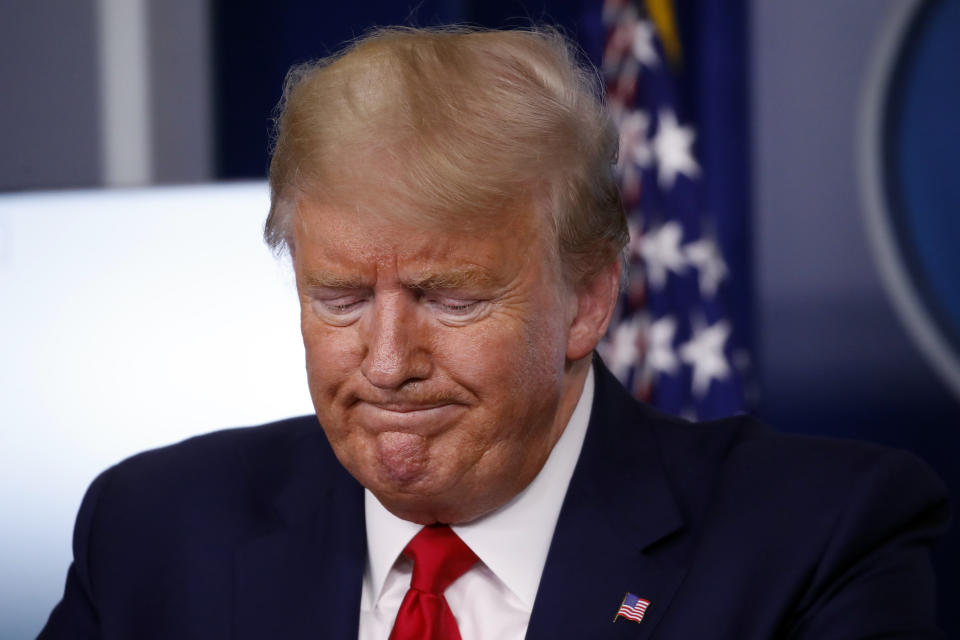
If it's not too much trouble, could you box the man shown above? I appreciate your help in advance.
[40,26,948,639]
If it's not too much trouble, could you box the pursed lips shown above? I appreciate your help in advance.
[365,402,449,413]
[351,401,465,433]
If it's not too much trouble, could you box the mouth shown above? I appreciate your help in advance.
[366,402,451,413]
[352,401,465,433]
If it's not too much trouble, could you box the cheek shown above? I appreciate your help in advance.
[301,318,359,414]
[436,306,567,411]
[303,338,367,465]
[301,303,357,359]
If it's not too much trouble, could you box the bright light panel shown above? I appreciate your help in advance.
[0,182,315,636]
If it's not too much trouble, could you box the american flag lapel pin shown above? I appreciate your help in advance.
[613,592,651,624]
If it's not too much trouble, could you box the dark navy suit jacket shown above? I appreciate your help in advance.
[40,362,949,638]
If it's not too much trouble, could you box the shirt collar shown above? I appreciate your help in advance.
[364,365,595,608]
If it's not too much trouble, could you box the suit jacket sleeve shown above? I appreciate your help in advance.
[38,468,112,639]
[783,447,949,639]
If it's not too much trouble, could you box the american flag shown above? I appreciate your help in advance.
[615,592,651,623]
[597,0,747,420]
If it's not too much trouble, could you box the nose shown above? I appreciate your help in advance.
[360,293,431,389]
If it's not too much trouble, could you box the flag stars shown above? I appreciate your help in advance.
[647,315,679,375]
[652,110,700,189]
[640,221,687,289]
[620,110,653,168]
[605,314,645,381]
[684,237,728,297]
[631,20,660,67]
[680,320,732,397]
[602,7,745,418]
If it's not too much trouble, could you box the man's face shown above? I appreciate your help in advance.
[291,199,592,524]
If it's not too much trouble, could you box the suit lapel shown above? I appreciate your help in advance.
[231,360,686,640]
[235,433,366,640]
[526,361,687,639]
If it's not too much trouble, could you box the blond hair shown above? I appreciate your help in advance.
[265,25,627,283]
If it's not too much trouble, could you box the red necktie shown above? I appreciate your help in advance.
[388,525,479,640]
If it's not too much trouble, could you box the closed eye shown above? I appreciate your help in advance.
[323,298,364,313]
[425,295,488,324]
[437,300,480,313]
[309,291,368,325]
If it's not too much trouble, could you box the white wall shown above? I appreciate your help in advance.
[0,182,314,637]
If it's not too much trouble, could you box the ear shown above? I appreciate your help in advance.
[566,259,621,361]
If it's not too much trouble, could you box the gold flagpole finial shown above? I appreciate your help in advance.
[644,0,682,68]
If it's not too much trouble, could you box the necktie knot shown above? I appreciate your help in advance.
[389,525,478,640]
[404,525,478,594]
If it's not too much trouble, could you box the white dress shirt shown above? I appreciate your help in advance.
[358,366,595,640]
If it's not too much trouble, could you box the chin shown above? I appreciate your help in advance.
[375,493,484,526]
[371,470,518,525]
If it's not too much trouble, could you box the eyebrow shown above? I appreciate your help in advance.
[301,267,498,291]
[404,267,498,291]
[301,272,368,289]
